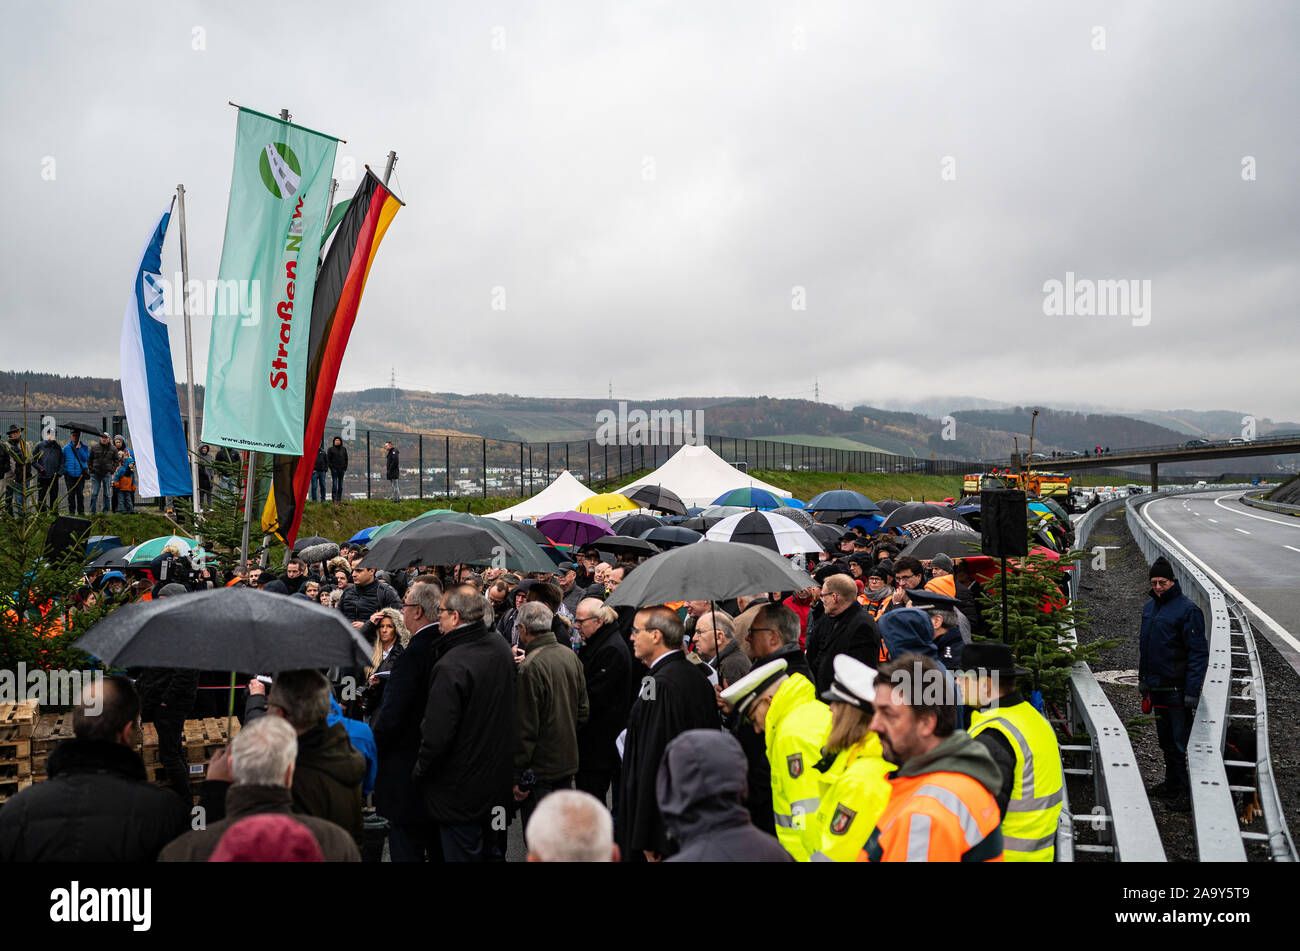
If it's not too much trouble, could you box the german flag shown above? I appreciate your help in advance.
[262,169,402,544]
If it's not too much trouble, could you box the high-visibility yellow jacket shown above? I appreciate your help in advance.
[809,732,893,862]
[968,699,1063,861]
[764,673,831,861]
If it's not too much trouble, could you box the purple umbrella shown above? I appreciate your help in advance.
[537,511,617,547]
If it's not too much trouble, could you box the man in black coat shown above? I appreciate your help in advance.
[326,436,348,502]
[617,605,719,861]
[338,562,402,631]
[573,598,634,803]
[384,441,400,501]
[806,573,881,693]
[370,579,444,861]
[136,585,199,800]
[0,675,188,861]
[413,584,516,862]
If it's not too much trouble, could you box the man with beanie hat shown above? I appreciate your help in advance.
[1139,556,1208,807]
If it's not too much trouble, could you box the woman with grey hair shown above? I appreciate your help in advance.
[361,607,409,718]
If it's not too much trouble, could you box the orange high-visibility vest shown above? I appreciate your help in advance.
[858,769,1004,862]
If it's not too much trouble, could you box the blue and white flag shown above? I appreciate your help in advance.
[119,208,192,499]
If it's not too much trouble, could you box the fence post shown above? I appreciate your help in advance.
[418,434,424,499]
[546,442,550,483]
[528,445,533,495]
[587,440,592,484]
[519,442,525,497]
[482,439,487,499]
[445,436,451,498]
[366,430,372,499]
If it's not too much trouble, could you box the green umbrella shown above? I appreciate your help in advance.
[365,520,406,544]
[124,534,194,566]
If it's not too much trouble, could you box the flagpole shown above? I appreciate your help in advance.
[382,151,397,186]
[176,184,201,520]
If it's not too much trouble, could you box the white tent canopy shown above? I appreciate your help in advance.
[619,444,792,508]
[484,470,596,523]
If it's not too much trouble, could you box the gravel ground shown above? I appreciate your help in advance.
[1073,508,1300,862]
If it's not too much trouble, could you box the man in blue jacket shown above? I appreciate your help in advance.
[1139,557,1208,806]
[62,429,90,515]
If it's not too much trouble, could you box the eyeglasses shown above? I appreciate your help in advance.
[574,616,596,626]
[437,607,455,615]
[401,602,418,609]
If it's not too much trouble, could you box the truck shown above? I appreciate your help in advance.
[963,468,1073,505]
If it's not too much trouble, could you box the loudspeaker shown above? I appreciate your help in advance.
[45,516,92,563]
[980,490,1028,558]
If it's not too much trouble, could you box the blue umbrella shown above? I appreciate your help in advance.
[711,487,790,510]
[846,514,885,534]
[785,498,805,508]
[349,525,380,545]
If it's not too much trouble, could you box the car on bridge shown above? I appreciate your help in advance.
[1184,438,1211,448]
[1228,436,1250,445]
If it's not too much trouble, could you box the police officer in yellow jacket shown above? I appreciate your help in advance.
[808,654,894,861]
[721,658,830,861]
[957,643,1063,862]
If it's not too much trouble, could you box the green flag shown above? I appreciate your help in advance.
[202,107,339,455]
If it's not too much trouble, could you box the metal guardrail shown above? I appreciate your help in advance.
[1239,491,1300,517]
[1224,598,1298,861]
[1059,494,1165,861]
[1127,493,1246,860]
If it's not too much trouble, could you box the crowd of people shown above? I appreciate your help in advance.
[0,509,1161,864]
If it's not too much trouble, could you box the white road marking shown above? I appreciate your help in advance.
[1208,518,1218,523]
[1286,545,1300,554]
[1141,500,1300,657]
[1235,528,1251,534]
[1212,493,1300,529]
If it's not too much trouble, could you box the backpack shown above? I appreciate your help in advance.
[117,470,136,492]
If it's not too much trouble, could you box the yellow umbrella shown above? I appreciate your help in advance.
[576,493,640,516]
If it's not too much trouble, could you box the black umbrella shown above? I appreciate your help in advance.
[880,503,970,531]
[500,520,550,546]
[59,421,105,436]
[86,544,134,569]
[612,513,663,537]
[900,530,986,560]
[360,521,509,571]
[804,489,881,515]
[805,523,848,551]
[294,536,332,550]
[384,513,557,574]
[678,515,723,532]
[626,485,687,517]
[638,525,703,548]
[592,535,661,557]
[74,587,371,671]
[875,499,905,514]
[605,540,812,609]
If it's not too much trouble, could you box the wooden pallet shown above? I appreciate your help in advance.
[0,738,32,763]
[0,702,39,740]
[31,714,74,754]
[0,777,33,803]
[0,761,32,781]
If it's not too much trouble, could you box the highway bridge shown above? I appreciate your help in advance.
[1008,430,1300,489]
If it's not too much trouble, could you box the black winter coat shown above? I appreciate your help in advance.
[370,623,440,825]
[361,640,404,717]
[617,651,720,858]
[314,449,329,473]
[807,602,881,693]
[137,666,199,719]
[385,447,399,480]
[327,442,348,471]
[576,620,635,773]
[338,580,401,625]
[0,739,188,862]
[413,621,517,824]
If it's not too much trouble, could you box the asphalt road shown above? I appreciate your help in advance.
[1138,490,1300,673]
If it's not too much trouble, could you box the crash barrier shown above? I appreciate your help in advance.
[1223,599,1297,861]
[1128,492,1246,860]
[1239,491,1300,517]
[1059,495,1165,861]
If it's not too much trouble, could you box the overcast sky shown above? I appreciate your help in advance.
[3,0,1296,419]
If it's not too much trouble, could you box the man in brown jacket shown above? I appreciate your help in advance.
[513,602,589,836]
[160,717,359,862]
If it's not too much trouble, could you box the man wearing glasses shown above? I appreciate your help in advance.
[806,573,882,694]
[572,598,635,804]
[1138,556,1207,809]
[371,579,446,861]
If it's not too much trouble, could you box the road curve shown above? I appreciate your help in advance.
[1138,490,1300,674]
